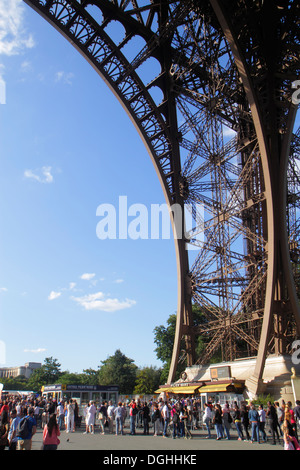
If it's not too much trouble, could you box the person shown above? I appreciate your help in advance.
[8,409,21,450]
[275,401,284,437]
[178,404,186,438]
[56,402,65,430]
[222,403,232,440]
[203,403,212,439]
[42,414,60,450]
[34,403,40,428]
[84,401,97,434]
[171,403,180,439]
[0,409,9,450]
[142,401,150,435]
[233,404,244,441]
[107,401,115,434]
[152,403,161,436]
[0,401,9,416]
[16,407,37,450]
[66,399,75,433]
[73,399,79,430]
[240,404,250,441]
[266,401,280,445]
[114,402,125,435]
[287,401,298,441]
[258,404,267,442]
[293,399,300,427]
[64,402,68,431]
[248,404,260,444]
[129,401,137,435]
[162,401,170,438]
[213,404,224,440]
[98,402,107,435]
[282,418,300,450]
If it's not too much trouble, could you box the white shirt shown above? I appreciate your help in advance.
[259,409,266,422]
[107,405,115,417]
[162,404,170,419]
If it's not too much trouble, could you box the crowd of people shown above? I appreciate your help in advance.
[1,392,300,450]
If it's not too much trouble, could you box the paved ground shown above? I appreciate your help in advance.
[30,425,284,452]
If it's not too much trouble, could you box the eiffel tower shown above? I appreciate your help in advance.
[23,0,300,395]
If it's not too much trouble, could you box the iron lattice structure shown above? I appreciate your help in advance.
[23,0,300,393]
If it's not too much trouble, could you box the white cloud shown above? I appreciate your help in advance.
[55,71,74,85]
[0,0,35,56]
[114,279,124,284]
[223,125,237,139]
[0,287,8,292]
[80,273,96,281]
[69,282,76,290]
[72,291,136,313]
[24,166,54,183]
[48,291,61,301]
[24,348,46,354]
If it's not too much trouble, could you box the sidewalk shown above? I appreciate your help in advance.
[30,426,284,451]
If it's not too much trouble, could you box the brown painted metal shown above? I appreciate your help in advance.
[22,0,300,393]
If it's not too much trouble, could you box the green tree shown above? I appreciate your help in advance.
[153,305,221,382]
[28,357,62,391]
[0,376,29,391]
[82,368,99,385]
[98,349,137,394]
[56,372,84,385]
[133,366,162,395]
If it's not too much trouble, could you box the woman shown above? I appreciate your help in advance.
[282,419,300,450]
[42,414,60,450]
[233,405,244,441]
[213,404,224,440]
[287,402,298,440]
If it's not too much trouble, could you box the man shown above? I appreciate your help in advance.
[107,401,115,434]
[56,401,65,430]
[162,401,170,438]
[98,402,107,435]
[129,400,138,435]
[258,405,267,442]
[142,402,150,435]
[16,407,37,450]
[66,399,75,433]
[8,409,21,450]
[114,402,125,435]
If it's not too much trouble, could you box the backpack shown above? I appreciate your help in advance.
[16,417,29,439]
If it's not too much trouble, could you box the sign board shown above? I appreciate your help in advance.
[210,366,231,380]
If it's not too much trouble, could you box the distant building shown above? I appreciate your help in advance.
[0,362,41,379]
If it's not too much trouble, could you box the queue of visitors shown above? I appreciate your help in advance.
[1,393,300,450]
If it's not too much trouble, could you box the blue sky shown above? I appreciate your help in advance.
[0,0,178,373]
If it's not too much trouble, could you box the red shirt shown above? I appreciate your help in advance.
[43,424,60,446]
